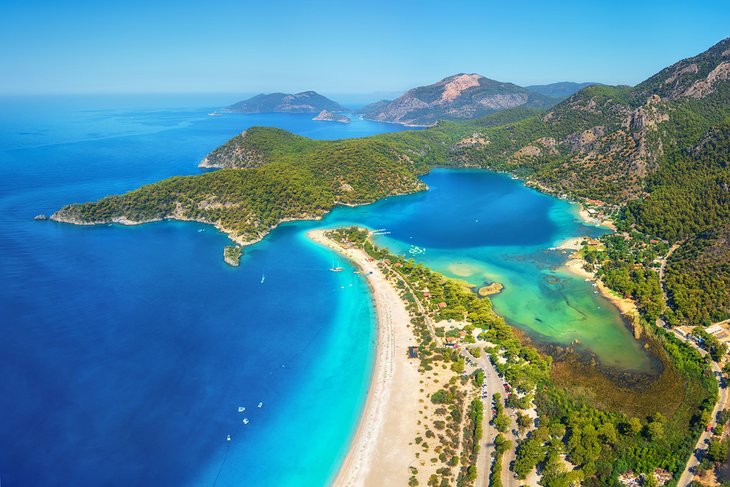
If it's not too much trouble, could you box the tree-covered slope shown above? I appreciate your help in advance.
[54,38,730,318]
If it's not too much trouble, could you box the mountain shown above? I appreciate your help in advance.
[50,37,730,485]
[226,91,343,113]
[525,81,598,99]
[360,73,553,126]
[53,38,730,322]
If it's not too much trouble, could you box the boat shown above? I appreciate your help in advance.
[242,418,249,424]
[238,406,245,412]
[329,260,343,272]
[261,274,265,284]
[258,402,263,408]
[227,434,231,441]
[208,112,222,117]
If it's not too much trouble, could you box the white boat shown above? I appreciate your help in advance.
[238,406,245,412]
[227,434,231,441]
[261,274,265,284]
[242,418,249,424]
[258,402,263,408]
[329,260,343,272]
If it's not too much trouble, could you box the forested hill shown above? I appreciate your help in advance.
[53,37,729,320]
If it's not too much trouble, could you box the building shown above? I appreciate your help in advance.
[408,346,418,358]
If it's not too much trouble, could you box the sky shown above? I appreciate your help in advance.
[1,0,729,96]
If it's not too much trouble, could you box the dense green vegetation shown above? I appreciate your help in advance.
[665,225,730,326]
[55,37,730,483]
[223,245,242,265]
[329,227,717,486]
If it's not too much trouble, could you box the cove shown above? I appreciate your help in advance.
[0,97,656,487]
[308,168,656,373]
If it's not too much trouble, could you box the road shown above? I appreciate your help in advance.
[389,260,526,486]
[472,352,503,487]
[672,330,729,486]
[653,242,729,485]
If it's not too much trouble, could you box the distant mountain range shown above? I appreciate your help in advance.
[226,91,343,114]
[358,74,593,126]
[224,79,595,125]
[525,81,598,99]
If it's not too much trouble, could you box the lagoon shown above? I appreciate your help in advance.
[0,96,654,486]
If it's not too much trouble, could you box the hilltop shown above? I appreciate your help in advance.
[53,37,730,323]
[360,73,553,126]
[226,91,343,113]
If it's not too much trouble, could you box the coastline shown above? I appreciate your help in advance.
[557,208,642,335]
[307,229,420,487]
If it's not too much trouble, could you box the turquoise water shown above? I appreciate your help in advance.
[0,96,407,487]
[313,169,654,372]
[0,96,654,486]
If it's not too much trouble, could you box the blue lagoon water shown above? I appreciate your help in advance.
[0,96,409,487]
[0,96,654,486]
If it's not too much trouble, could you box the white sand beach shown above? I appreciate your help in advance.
[307,230,420,487]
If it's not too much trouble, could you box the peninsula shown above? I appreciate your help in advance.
[309,229,420,486]
[49,37,730,485]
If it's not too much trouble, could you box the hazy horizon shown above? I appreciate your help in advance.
[2,0,729,96]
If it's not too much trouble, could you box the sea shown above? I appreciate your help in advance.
[0,95,655,486]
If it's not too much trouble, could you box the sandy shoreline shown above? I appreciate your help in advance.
[564,256,640,329]
[307,229,420,487]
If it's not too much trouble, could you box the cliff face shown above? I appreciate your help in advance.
[361,73,552,126]
[226,91,343,113]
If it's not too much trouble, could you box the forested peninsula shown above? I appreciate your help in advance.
[51,36,730,485]
[53,38,729,327]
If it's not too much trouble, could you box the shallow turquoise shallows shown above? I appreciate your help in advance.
[0,95,654,487]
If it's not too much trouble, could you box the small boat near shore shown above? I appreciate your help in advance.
[329,260,343,272]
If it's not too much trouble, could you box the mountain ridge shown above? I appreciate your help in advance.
[360,73,554,126]
[226,91,343,114]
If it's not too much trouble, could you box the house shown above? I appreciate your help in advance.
[437,302,448,309]
[408,346,418,358]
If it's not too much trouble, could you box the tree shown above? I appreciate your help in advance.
[625,417,643,436]
[645,420,664,441]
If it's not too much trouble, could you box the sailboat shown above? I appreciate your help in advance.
[329,260,343,272]
[261,274,265,284]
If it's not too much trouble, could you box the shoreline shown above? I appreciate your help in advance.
[563,255,641,333]
[307,229,420,487]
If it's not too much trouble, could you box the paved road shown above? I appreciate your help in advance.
[471,352,503,487]
[671,330,728,486]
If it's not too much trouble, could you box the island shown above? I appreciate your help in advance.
[225,91,343,114]
[223,245,242,266]
[477,282,503,297]
[312,109,350,124]
[50,37,730,485]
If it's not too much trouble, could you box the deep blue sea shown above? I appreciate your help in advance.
[0,95,654,486]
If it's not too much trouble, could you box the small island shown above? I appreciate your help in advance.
[477,282,503,297]
[223,245,242,266]
[312,110,350,124]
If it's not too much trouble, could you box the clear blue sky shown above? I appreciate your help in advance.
[1,0,728,95]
